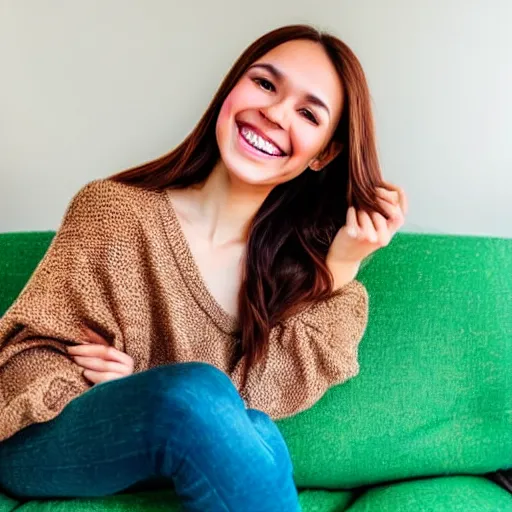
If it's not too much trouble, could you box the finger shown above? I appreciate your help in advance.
[400,188,408,215]
[67,344,133,366]
[371,212,392,246]
[80,326,110,346]
[357,210,378,243]
[376,187,399,206]
[388,209,406,234]
[381,182,408,215]
[82,369,125,385]
[72,355,131,375]
[346,206,359,238]
[378,198,405,233]
[376,197,402,222]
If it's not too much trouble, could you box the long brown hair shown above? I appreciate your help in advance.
[109,25,386,389]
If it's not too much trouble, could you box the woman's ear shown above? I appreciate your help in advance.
[309,140,344,171]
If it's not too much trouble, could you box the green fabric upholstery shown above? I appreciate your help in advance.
[7,490,180,512]
[278,234,512,489]
[8,489,354,512]
[2,480,510,511]
[0,232,55,317]
[0,493,18,512]
[298,490,353,511]
[0,488,355,512]
[0,231,510,511]
[344,476,512,512]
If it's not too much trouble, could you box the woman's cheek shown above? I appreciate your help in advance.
[217,96,233,125]
[221,82,250,112]
[291,129,321,164]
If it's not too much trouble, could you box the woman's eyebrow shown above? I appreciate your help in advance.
[248,62,331,117]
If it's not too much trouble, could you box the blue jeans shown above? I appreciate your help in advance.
[0,362,301,511]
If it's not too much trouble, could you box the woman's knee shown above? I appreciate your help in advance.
[246,408,294,475]
[143,362,245,424]
[138,365,296,498]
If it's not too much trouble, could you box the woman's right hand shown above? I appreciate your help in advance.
[67,327,134,385]
[327,182,408,264]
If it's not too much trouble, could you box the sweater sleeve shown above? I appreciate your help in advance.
[230,280,369,420]
[0,179,140,442]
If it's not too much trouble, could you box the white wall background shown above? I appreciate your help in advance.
[1,0,510,237]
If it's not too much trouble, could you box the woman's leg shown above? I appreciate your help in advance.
[0,362,300,511]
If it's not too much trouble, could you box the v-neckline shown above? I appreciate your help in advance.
[159,189,239,335]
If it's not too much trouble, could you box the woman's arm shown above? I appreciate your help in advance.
[229,183,406,420]
[326,258,361,290]
[230,279,369,419]
[0,180,140,442]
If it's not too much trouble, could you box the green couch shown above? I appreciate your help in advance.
[0,231,511,511]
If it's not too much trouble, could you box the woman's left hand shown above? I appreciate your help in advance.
[67,327,134,385]
[327,182,408,264]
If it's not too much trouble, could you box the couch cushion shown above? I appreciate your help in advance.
[278,234,512,488]
[345,476,512,511]
[6,490,179,511]
[0,488,354,511]
[3,478,508,512]
[0,492,18,512]
[298,489,353,511]
[0,232,55,317]
[2,489,354,512]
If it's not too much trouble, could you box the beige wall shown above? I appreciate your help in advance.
[1,1,511,236]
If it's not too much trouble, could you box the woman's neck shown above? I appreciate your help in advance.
[177,160,271,247]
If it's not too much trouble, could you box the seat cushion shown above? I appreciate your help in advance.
[4,490,180,511]
[7,477,506,511]
[345,475,512,511]
[0,492,18,512]
[298,489,353,511]
[0,489,354,511]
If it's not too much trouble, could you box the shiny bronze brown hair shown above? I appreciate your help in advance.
[109,25,387,389]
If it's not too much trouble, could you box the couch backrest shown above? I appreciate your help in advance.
[0,232,55,317]
[278,232,512,488]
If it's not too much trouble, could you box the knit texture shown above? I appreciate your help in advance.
[0,179,368,442]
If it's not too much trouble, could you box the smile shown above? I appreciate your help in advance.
[237,123,286,157]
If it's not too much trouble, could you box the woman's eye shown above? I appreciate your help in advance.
[253,77,275,92]
[300,109,319,125]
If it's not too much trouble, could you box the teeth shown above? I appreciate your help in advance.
[241,126,281,156]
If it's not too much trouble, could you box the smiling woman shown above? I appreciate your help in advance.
[109,26,402,387]
[217,39,344,184]
[0,24,406,512]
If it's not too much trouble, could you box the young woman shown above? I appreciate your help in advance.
[0,25,407,511]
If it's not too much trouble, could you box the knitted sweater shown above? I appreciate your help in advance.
[0,179,369,442]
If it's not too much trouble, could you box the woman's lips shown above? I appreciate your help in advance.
[236,121,287,156]
[236,123,284,160]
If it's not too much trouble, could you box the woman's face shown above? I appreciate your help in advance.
[216,39,344,188]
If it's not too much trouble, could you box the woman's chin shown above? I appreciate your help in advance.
[227,166,276,187]
[220,153,279,186]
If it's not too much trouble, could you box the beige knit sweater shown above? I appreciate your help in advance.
[0,179,369,443]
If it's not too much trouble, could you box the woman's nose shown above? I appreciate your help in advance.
[259,101,289,129]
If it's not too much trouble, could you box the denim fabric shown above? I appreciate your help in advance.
[0,362,301,511]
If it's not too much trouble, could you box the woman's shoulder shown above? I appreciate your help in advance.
[71,179,157,211]
[57,179,163,244]
[66,179,161,225]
